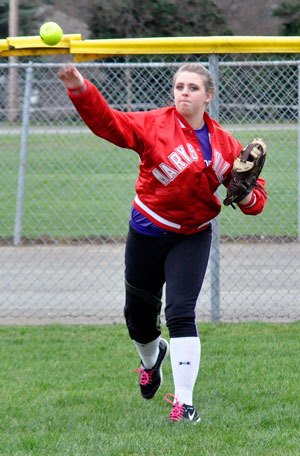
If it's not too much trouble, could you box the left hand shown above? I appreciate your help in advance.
[223,174,256,206]
[223,138,266,207]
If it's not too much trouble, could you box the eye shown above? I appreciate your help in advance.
[190,85,199,91]
[176,84,184,90]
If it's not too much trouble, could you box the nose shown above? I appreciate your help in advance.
[182,86,189,96]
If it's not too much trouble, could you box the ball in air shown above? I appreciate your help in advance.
[39,22,63,46]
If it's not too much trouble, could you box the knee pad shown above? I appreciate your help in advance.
[124,280,162,343]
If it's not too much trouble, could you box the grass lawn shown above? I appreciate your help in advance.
[0,322,299,455]
[0,127,298,241]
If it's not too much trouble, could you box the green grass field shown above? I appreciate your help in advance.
[0,323,299,456]
[1,128,298,240]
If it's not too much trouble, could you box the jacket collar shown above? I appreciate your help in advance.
[175,109,213,131]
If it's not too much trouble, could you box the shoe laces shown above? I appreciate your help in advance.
[135,368,153,386]
[164,393,184,421]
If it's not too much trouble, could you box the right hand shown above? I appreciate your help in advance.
[58,65,85,90]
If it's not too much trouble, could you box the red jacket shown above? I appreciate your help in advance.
[68,80,267,235]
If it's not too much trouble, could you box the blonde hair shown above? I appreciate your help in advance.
[173,63,215,98]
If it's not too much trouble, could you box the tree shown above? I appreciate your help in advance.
[89,0,232,39]
[273,1,300,35]
[0,0,39,37]
[172,0,232,37]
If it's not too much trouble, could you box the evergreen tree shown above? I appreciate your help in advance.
[0,0,39,38]
[273,1,300,35]
[89,0,231,39]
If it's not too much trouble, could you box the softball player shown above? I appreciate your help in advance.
[59,63,267,424]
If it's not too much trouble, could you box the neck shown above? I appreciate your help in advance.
[181,109,206,130]
[193,119,205,130]
[185,116,205,130]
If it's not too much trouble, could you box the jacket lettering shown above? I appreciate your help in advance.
[212,150,230,183]
[152,143,198,186]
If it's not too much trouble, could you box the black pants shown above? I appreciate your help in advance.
[124,224,212,343]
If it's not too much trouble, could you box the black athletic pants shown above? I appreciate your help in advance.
[124,224,212,343]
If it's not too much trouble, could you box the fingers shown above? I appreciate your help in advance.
[58,64,75,79]
[58,65,84,90]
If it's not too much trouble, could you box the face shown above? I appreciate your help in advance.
[174,71,212,121]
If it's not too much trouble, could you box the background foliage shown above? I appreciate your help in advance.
[89,0,231,39]
[273,0,300,35]
[0,0,299,41]
[0,0,37,36]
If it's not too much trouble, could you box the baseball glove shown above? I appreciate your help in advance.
[223,138,267,207]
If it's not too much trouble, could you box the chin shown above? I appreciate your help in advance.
[178,108,191,118]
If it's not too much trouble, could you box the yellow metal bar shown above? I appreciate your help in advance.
[7,34,82,49]
[74,53,111,62]
[70,36,300,56]
[1,35,300,60]
[1,48,70,57]
[0,39,9,51]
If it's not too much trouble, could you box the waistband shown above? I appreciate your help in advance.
[134,195,214,233]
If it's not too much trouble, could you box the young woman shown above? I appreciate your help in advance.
[58,63,267,424]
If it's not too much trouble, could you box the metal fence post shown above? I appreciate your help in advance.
[298,64,300,242]
[13,63,33,245]
[209,54,221,321]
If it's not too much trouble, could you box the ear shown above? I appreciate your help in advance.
[205,92,213,104]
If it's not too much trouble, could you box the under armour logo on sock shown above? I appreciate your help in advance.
[178,361,191,365]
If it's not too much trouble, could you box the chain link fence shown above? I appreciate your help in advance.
[0,54,299,324]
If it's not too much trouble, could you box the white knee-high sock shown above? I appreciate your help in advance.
[134,336,160,369]
[170,336,201,406]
